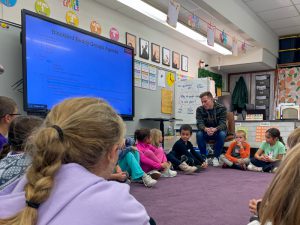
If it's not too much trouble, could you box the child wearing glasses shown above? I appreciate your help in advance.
[0,96,19,151]
[219,130,250,170]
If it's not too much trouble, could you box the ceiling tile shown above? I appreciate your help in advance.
[245,0,293,13]
[258,6,299,21]
[295,4,300,11]
[276,25,300,35]
[267,16,300,29]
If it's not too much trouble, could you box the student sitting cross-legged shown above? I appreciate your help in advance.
[150,129,177,178]
[219,130,250,170]
[167,124,207,174]
[135,128,171,179]
[248,128,286,173]
[116,137,157,187]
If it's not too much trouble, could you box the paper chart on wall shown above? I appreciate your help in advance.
[134,61,142,87]
[158,69,166,87]
[148,65,157,90]
[141,63,150,89]
[161,88,173,114]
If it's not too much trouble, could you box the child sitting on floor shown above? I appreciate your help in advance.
[219,130,250,170]
[135,128,171,179]
[150,129,177,177]
[116,137,157,187]
[248,128,286,172]
[167,124,207,173]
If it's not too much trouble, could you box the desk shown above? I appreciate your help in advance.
[140,118,182,147]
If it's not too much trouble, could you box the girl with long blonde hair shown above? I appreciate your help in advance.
[0,97,150,225]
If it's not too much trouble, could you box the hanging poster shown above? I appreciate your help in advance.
[134,61,142,87]
[158,69,166,87]
[149,65,157,91]
[161,88,173,114]
[207,24,215,47]
[35,0,50,16]
[232,38,238,56]
[167,0,180,28]
[141,63,150,89]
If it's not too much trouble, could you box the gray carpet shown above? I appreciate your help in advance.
[130,167,273,225]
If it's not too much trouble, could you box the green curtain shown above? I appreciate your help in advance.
[198,69,222,90]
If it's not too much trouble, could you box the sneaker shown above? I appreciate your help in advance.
[147,170,161,180]
[142,174,157,188]
[271,167,278,173]
[178,161,197,174]
[212,157,220,167]
[161,168,177,177]
[247,163,263,172]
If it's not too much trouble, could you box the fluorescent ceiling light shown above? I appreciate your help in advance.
[117,0,232,55]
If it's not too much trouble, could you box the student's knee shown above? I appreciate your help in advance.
[196,131,205,141]
[218,130,226,140]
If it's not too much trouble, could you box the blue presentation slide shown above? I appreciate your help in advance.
[25,15,133,116]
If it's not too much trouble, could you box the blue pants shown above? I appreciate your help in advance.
[196,130,226,158]
[118,151,144,180]
[250,158,280,172]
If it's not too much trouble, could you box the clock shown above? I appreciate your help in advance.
[166,72,175,87]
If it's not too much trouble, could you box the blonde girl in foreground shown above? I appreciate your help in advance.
[0,97,151,225]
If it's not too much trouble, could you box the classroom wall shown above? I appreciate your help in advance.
[0,0,210,135]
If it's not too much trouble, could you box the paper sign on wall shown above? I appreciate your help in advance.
[207,25,215,47]
[161,88,173,114]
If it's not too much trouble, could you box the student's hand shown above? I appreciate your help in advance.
[259,155,268,162]
[115,165,122,173]
[210,127,217,134]
[236,159,243,165]
[131,146,138,151]
[116,172,127,182]
[249,199,262,215]
[161,162,170,169]
[201,162,208,168]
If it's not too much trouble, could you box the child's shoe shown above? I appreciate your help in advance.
[247,163,263,172]
[147,170,161,180]
[212,157,220,167]
[178,161,197,174]
[161,168,177,177]
[142,174,157,188]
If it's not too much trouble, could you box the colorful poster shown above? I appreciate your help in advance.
[90,21,101,35]
[63,0,79,11]
[141,63,149,81]
[161,88,173,114]
[141,79,149,89]
[255,126,279,142]
[158,69,166,87]
[149,81,157,90]
[66,11,79,27]
[35,0,50,16]
[149,65,157,82]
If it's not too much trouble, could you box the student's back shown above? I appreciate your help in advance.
[0,116,43,190]
[0,97,150,225]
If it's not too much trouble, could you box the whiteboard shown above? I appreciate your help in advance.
[0,20,25,114]
[174,78,214,125]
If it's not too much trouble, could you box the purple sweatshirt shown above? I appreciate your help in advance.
[0,163,150,225]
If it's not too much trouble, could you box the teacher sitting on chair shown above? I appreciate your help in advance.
[196,91,227,167]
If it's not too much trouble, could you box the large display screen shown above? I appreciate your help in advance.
[22,10,134,119]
